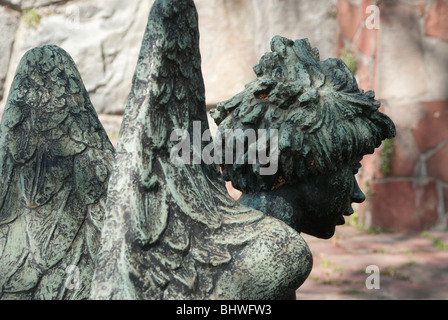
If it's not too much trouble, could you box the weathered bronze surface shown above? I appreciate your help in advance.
[211,36,396,239]
[0,0,395,300]
[0,45,114,299]
[90,0,311,300]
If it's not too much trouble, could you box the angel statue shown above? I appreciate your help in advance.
[1,0,309,301]
[90,0,311,300]
[0,45,115,299]
[0,0,395,301]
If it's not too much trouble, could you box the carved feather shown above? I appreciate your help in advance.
[0,45,114,300]
[91,0,275,300]
[91,0,313,301]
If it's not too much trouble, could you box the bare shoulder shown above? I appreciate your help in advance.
[209,215,312,300]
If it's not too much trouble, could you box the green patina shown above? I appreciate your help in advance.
[1,0,396,300]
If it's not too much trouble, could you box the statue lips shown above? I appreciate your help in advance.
[336,207,355,226]
[345,206,355,217]
[336,216,346,226]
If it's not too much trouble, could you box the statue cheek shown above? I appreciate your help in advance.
[326,172,354,211]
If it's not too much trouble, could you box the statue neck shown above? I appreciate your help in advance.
[237,185,303,232]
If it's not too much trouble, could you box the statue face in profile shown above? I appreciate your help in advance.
[211,36,396,239]
[292,159,366,239]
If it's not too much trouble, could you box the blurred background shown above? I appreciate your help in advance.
[0,0,447,232]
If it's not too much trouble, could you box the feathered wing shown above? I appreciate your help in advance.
[91,0,269,300]
[0,45,115,300]
[91,0,312,301]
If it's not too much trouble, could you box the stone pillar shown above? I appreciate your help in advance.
[337,0,448,231]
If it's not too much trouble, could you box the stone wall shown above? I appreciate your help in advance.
[338,0,448,231]
[0,0,338,113]
[0,0,153,114]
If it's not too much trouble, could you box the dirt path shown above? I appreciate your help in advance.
[297,225,448,300]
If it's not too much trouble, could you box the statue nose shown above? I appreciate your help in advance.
[351,179,366,203]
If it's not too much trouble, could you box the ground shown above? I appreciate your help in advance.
[297,224,448,300]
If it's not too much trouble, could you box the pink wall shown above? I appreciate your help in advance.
[338,0,448,231]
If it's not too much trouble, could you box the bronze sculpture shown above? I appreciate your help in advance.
[0,45,114,299]
[0,0,395,300]
[211,36,396,239]
[91,0,311,300]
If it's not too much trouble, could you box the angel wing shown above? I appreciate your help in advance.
[0,45,115,300]
[91,0,311,300]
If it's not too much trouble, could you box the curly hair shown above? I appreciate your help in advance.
[211,36,396,194]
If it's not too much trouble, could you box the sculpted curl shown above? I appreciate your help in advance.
[211,36,396,194]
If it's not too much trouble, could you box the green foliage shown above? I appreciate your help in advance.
[347,212,360,228]
[421,231,430,238]
[421,231,448,251]
[340,48,357,75]
[364,180,373,199]
[366,225,390,234]
[319,257,344,271]
[380,138,394,177]
[326,9,337,19]
[23,8,41,29]
[383,262,414,280]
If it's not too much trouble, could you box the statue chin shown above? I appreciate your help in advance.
[299,222,337,240]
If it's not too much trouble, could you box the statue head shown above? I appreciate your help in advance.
[211,36,396,239]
